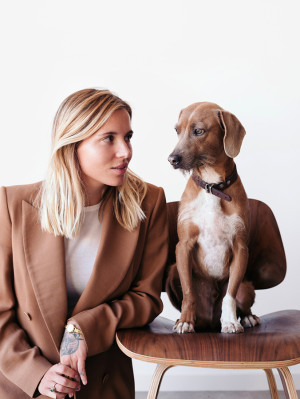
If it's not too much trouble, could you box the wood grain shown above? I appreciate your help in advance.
[278,367,299,399]
[147,364,173,399]
[246,199,286,289]
[264,369,279,399]
[116,310,300,368]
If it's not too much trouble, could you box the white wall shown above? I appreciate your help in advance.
[1,0,299,392]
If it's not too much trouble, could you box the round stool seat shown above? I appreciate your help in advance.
[116,310,300,369]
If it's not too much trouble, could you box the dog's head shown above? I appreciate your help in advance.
[168,102,246,171]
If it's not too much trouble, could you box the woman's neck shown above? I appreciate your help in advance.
[83,186,105,206]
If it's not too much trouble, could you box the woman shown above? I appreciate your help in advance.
[0,89,168,398]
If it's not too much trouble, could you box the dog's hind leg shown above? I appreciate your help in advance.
[165,263,183,311]
[236,281,260,328]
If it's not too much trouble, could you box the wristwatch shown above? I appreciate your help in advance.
[65,323,83,334]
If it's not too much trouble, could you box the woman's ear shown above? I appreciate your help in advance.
[218,110,246,158]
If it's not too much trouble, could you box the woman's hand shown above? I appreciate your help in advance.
[38,363,81,398]
[60,323,88,386]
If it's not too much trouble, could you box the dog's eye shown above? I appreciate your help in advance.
[193,128,205,136]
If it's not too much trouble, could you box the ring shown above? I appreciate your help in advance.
[50,383,57,393]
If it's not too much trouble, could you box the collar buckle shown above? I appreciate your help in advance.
[205,183,214,194]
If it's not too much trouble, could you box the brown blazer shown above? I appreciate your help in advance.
[0,182,168,399]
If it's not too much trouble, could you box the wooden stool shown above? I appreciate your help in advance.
[116,200,297,398]
[116,310,300,398]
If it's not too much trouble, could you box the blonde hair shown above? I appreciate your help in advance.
[39,88,147,238]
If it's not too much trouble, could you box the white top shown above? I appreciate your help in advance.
[64,202,103,316]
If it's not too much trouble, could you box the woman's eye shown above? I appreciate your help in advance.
[103,135,114,142]
[125,133,133,142]
[193,128,205,136]
[175,127,179,135]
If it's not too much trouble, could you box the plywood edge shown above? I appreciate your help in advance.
[116,335,300,370]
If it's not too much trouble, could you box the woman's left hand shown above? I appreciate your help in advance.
[60,323,88,386]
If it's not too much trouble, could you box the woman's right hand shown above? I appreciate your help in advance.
[38,363,81,398]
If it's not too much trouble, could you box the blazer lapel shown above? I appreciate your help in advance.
[22,200,67,352]
[72,194,140,315]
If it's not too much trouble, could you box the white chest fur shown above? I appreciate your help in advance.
[179,171,244,278]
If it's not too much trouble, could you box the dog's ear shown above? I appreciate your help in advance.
[218,110,246,158]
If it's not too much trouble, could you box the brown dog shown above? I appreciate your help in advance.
[167,102,260,334]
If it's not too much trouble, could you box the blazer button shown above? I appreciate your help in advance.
[102,374,109,384]
[24,312,32,321]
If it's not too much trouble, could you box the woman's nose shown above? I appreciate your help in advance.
[116,140,131,159]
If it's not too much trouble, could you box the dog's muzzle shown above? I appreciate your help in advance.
[168,154,182,168]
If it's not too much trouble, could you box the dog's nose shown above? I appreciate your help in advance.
[168,154,182,166]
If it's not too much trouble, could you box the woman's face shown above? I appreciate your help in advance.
[77,108,133,205]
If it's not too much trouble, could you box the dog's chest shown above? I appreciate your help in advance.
[181,191,243,278]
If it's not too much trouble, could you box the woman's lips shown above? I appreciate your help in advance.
[111,164,128,175]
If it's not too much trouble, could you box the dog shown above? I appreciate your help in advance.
[167,102,260,334]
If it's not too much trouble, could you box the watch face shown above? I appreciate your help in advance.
[66,324,74,333]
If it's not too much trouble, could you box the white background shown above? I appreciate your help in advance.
[1,0,299,392]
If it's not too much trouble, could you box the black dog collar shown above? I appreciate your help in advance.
[192,166,238,202]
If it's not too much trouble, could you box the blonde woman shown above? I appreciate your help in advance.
[0,89,168,399]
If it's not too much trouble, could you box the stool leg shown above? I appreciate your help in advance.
[147,364,173,399]
[277,367,298,399]
[264,369,279,399]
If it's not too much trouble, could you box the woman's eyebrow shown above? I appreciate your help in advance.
[97,130,133,137]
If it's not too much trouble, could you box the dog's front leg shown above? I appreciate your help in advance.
[174,237,197,334]
[221,240,248,333]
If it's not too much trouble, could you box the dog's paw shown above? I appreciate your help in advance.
[241,314,260,328]
[221,321,244,334]
[173,320,195,334]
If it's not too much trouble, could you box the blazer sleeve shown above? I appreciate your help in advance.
[0,187,51,398]
[70,187,168,357]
